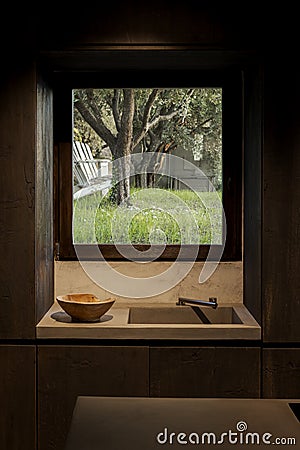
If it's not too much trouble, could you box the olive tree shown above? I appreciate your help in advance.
[74,87,221,203]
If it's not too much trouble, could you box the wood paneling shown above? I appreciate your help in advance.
[36,75,54,323]
[53,88,73,259]
[263,348,300,399]
[0,65,54,333]
[0,66,36,338]
[0,345,36,450]
[150,346,260,398]
[243,66,263,324]
[38,345,149,450]
[35,5,264,52]
[263,62,300,343]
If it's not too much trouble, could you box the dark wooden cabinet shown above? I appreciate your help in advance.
[38,345,149,450]
[150,346,261,398]
[263,348,300,399]
[0,346,36,450]
[38,344,262,449]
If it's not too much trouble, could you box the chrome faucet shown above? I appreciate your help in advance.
[176,297,218,309]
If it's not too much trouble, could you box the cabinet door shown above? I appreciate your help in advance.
[38,345,149,450]
[263,348,300,398]
[150,346,260,398]
[0,345,36,450]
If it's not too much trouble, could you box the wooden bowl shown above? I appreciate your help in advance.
[56,293,115,322]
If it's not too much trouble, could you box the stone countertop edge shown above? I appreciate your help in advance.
[36,302,261,340]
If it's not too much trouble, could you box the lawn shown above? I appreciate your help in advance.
[73,188,223,245]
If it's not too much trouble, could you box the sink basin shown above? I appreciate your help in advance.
[198,306,243,324]
[128,305,243,324]
[126,304,260,339]
[129,306,203,324]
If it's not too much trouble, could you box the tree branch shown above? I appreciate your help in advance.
[132,89,195,150]
[188,116,214,134]
[112,89,121,132]
[74,94,116,149]
[132,89,161,148]
[133,109,179,149]
[142,89,161,128]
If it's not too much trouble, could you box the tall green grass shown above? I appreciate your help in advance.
[73,188,223,245]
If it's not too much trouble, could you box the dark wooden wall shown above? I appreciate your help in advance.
[36,75,54,323]
[261,57,300,394]
[262,60,300,343]
[0,67,53,334]
[0,66,36,339]
[0,64,54,448]
[35,4,263,50]
[243,66,263,324]
[0,5,300,450]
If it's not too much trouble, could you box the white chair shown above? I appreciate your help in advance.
[73,141,112,199]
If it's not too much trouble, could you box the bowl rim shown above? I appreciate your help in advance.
[56,294,116,305]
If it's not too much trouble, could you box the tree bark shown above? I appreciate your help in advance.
[75,91,116,150]
[112,89,135,204]
[74,88,195,202]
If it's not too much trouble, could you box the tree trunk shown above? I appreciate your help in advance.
[111,89,135,204]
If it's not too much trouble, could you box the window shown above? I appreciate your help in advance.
[54,60,242,262]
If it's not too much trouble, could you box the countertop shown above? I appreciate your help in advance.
[65,397,300,450]
[36,302,261,340]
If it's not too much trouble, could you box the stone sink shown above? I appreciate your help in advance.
[36,302,261,340]
[128,305,244,325]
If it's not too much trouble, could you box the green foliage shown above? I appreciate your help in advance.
[73,87,222,183]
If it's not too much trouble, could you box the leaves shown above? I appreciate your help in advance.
[74,87,222,188]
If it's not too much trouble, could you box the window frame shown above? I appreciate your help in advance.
[53,58,243,262]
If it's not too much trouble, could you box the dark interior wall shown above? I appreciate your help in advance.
[0,5,300,450]
[262,59,300,343]
[243,65,263,324]
[0,65,37,339]
[36,76,54,323]
[0,67,54,336]
[35,4,263,50]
